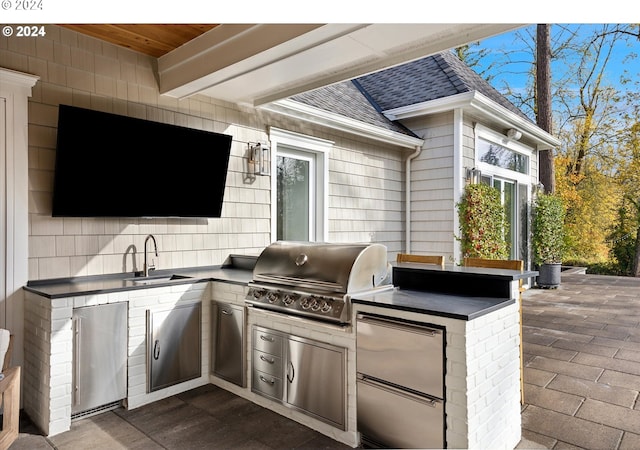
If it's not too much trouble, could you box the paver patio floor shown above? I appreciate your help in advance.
[519,272,640,450]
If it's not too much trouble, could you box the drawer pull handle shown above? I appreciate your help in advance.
[259,375,275,385]
[260,355,275,364]
[260,335,274,342]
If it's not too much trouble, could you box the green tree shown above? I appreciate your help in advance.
[475,24,640,271]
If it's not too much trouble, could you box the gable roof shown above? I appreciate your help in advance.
[288,50,533,138]
[289,77,418,138]
[356,50,531,122]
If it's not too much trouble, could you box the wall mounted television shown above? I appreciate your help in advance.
[52,104,233,218]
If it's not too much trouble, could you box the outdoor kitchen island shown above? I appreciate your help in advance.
[23,251,533,450]
[351,262,535,449]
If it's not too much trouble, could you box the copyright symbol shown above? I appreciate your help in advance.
[2,26,13,37]
[1,1,11,10]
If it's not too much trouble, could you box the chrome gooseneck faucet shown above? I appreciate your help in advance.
[143,234,158,277]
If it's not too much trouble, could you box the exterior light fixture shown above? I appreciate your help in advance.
[248,142,270,176]
[506,128,522,141]
[465,167,482,184]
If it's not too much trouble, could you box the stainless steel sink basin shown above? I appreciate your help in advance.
[125,274,193,285]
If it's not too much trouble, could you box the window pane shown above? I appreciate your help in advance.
[503,181,516,258]
[518,183,529,266]
[478,138,528,174]
[277,156,310,241]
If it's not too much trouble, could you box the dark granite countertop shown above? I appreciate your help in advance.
[24,258,531,319]
[24,265,253,299]
[352,287,515,321]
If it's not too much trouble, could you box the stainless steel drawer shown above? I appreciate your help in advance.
[253,349,282,376]
[252,369,283,400]
[253,327,283,356]
[357,376,444,449]
[357,314,444,398]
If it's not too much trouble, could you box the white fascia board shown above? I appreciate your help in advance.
[384,91,561,149]
[384,92,477,120]
[262,99,424,149]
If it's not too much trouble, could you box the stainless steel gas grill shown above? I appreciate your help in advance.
[245,241,393,325]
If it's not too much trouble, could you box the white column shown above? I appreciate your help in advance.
[0,68,39,368]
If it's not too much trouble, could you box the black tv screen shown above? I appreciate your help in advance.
[52,105,232,218]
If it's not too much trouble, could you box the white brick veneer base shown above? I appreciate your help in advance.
[23,282,209,437]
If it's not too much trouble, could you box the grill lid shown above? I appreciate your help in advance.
[252,241,391,294]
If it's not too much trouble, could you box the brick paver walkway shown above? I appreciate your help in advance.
[519,273,640,449]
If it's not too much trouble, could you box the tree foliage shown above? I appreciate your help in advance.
[472,24,640,272]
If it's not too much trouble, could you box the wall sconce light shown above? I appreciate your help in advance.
[465,167,482,184]
[506,128,522,141]
[248,142,270,176]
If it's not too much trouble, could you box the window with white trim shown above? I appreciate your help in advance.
[269,128,332,242]
[475,125,534,265]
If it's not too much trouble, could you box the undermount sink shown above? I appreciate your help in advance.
[125,274,193,285]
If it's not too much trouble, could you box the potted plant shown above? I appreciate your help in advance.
[532,192,566,288]
[457,184,509,260]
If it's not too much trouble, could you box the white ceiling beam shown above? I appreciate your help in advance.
[157,23,523,105]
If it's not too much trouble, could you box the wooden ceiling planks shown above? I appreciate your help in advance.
[60,24,218,57]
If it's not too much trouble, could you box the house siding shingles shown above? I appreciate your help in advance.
[403,113,455,257]
[329,140,404,252]
[0,25,404,279]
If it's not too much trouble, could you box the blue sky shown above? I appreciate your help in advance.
[472,24,638,98]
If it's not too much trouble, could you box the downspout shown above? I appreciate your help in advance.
[405,144,423,253]
[453,108,464,264]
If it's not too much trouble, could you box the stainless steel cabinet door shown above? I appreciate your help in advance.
[357,314,444,398]
[212,301,245,387]
[72,302,127,415]
[148,302,201,392]
[286,336,346,429]
[357,376,444,449]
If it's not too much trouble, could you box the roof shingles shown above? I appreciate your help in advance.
[288,50,533,138]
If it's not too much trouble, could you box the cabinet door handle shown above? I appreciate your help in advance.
[260,355,275,364]
[287,361,295,383]
[153,340,160,360]
[221,309,232,315]
[259,375,275,385]
[73,317,81,406]
[259,335,274,342]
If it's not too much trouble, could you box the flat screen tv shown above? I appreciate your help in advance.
[52,105,233,218]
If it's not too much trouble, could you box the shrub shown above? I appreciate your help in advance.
[457,184,509,260]
[532,193,566,265]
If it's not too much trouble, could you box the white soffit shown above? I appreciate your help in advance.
[158,23,521,106]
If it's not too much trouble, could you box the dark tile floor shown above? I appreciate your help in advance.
[10,384,353,450]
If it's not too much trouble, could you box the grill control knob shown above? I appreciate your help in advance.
[266,292,279,304]
[311,298,323,311]
[320,300,332,313]
[283,294,297,306]
[252,289,265,299]
[302,296,318,310]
